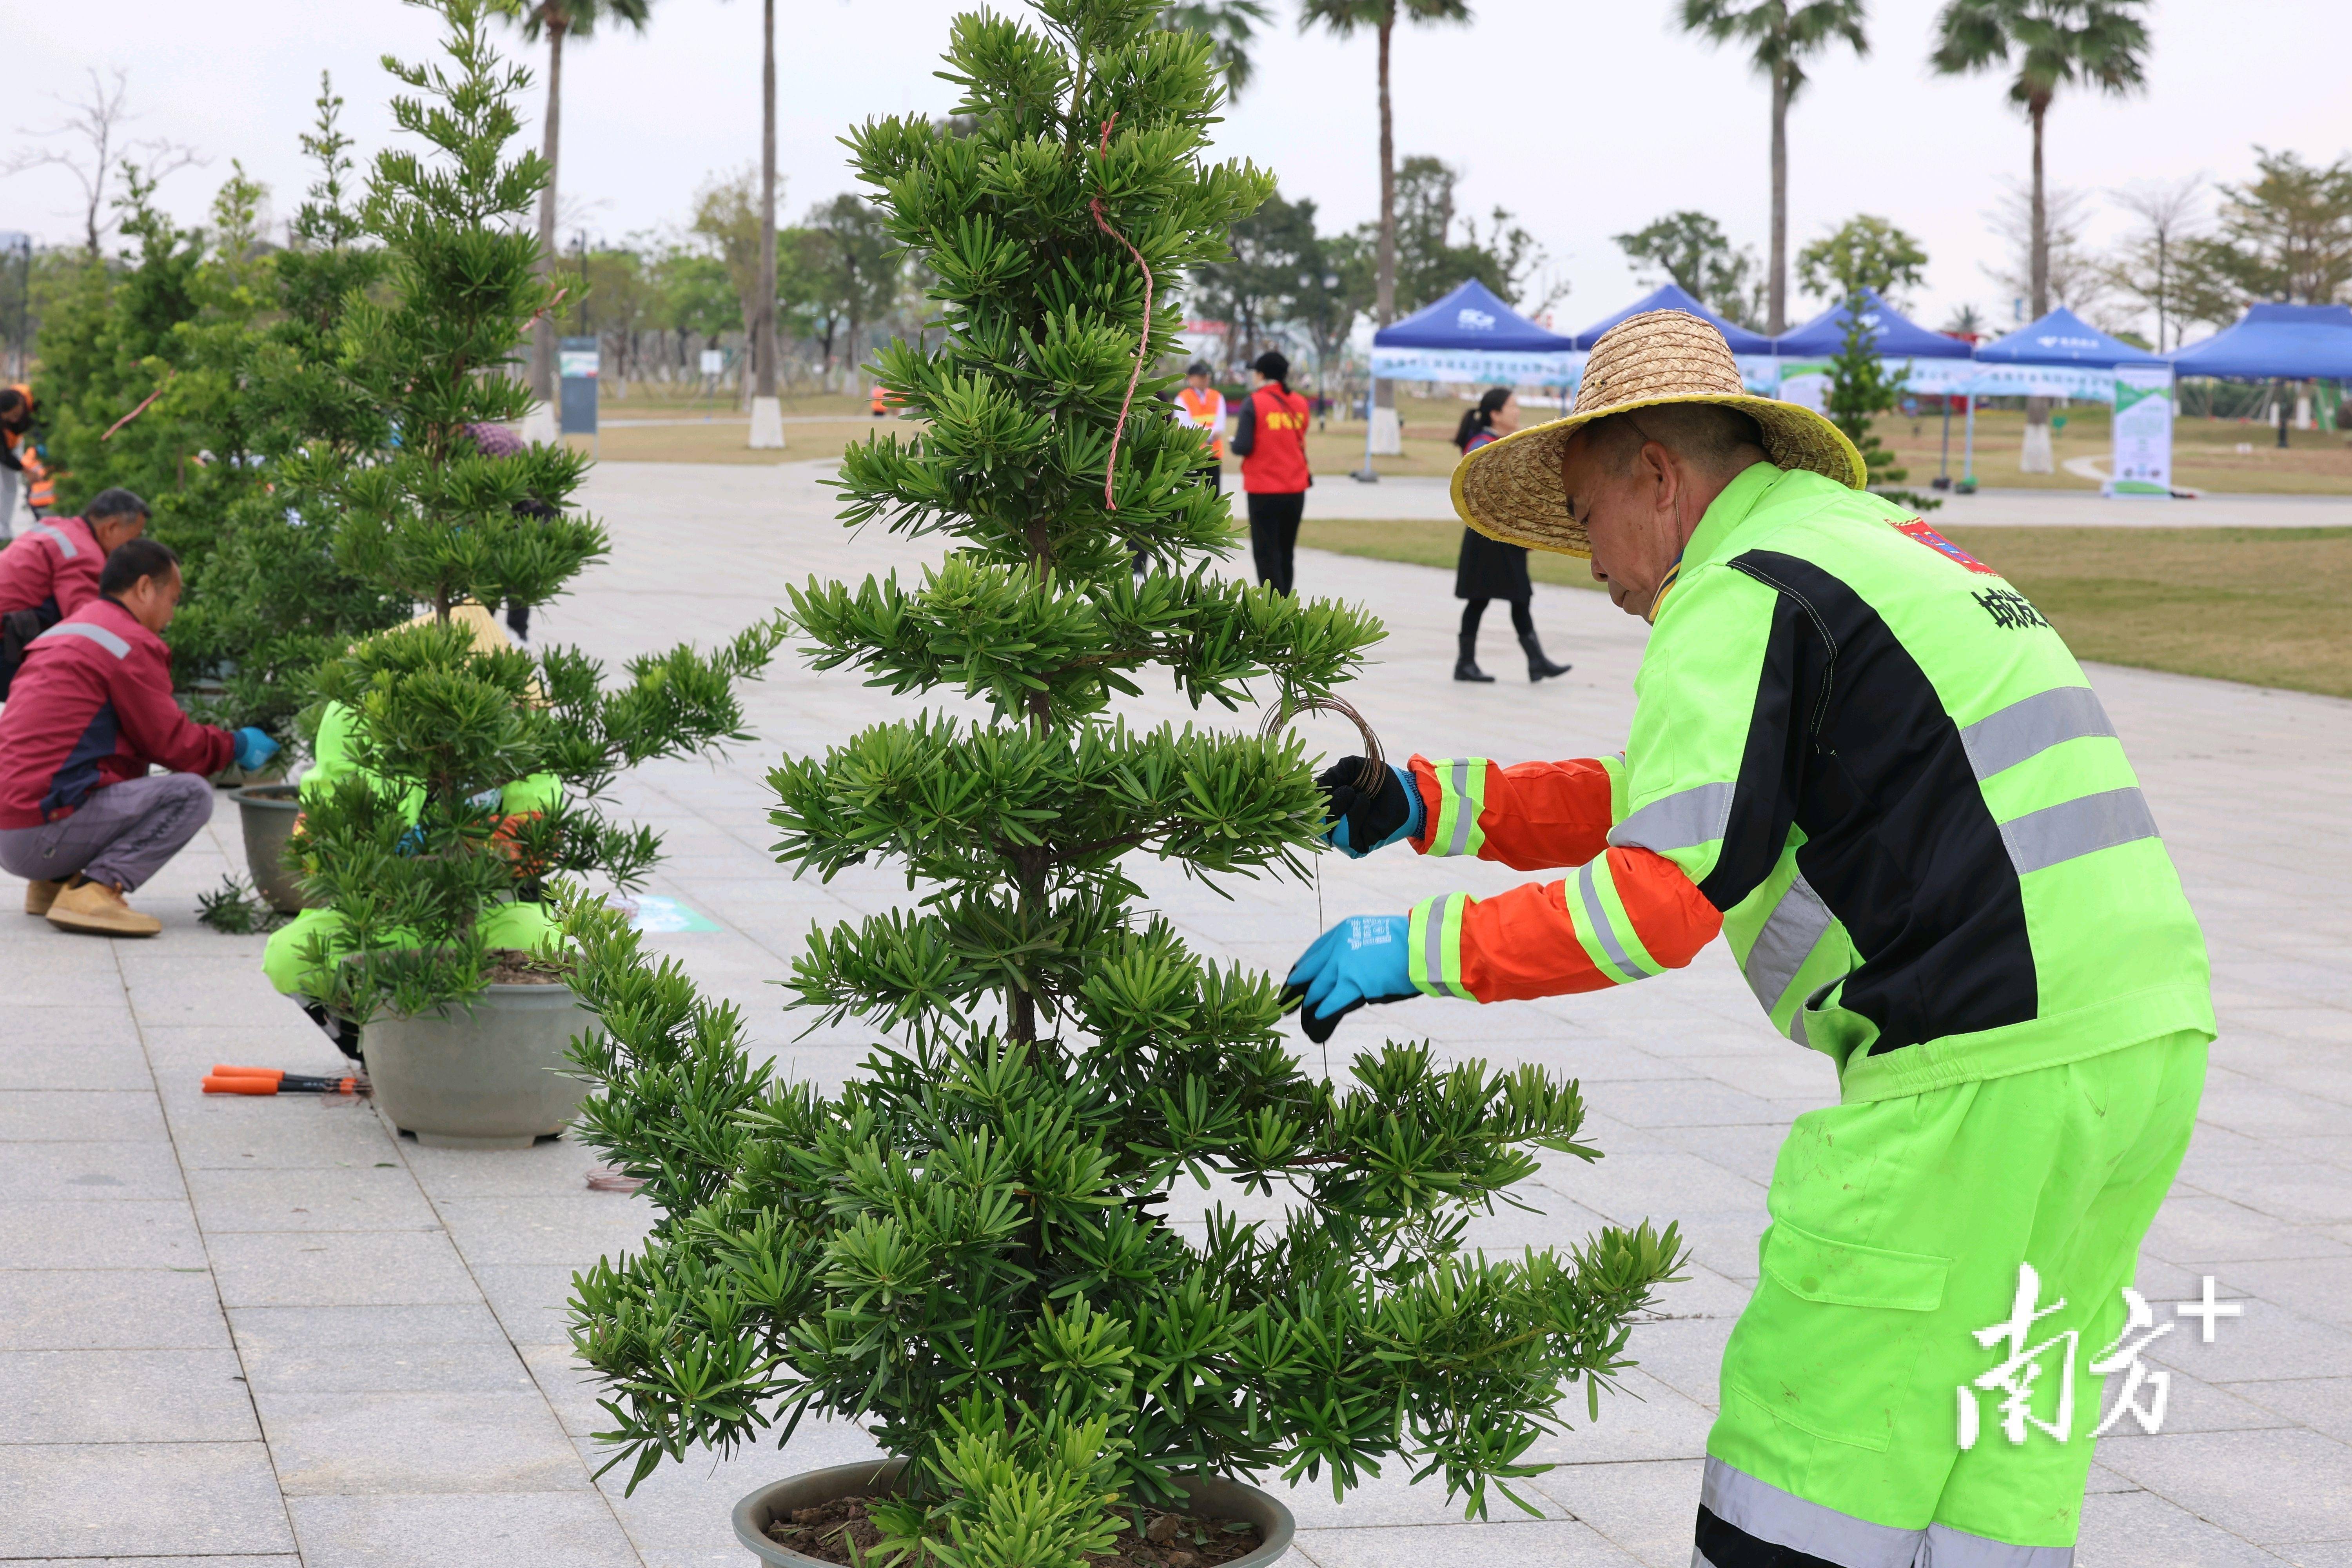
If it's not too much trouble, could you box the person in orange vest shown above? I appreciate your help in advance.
[871,384,890,418]
[1171,361,1227,495]
[1229,350,1311,595]
[0,385,36,540]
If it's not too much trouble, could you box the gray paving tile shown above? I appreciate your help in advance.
[241,1332,535,1397]
[2092,1428,2352,1546]
[0,1139,189,1201]
[228,1300,512,1351]
[1620,1317,1731,1412]
[0,1089,167,1142]
[2141,1197,2351,1264]
[0,1005,142,1050]
[0,1559,298,1568]
[435,1193,653,1268]
[1277,1462,1571,1529]
[207,1229,481,1308]
[1293,1519,1644,1568]
[2076,1488,2306,1567]
[187,1164,443,1233]
[257,1388,590,1495]
[471,1262,590,1347]
[285,1492,638,1568]
[166,1098,401,1170]
[0,1198,204,1268]
[0,1037,155,1091]
[1528,1456,1702,1568]
[0,1440,292,1556]
[2181,1162,2352,1227]
[397,1135,616,1200]
[0,1348,258,1444]
[2222,1254,2352,1330]
[0,1268,229,1350]
[1522,1368,1713,1467]
[2227,1377,2352,1446]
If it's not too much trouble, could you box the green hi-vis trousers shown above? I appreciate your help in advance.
[1698,1029,2207,1567]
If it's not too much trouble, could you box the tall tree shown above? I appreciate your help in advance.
[1676,0,1869,336]
[757,0,779,411]
[802,193,898,391]
[1,68,203,257]
[2184,149,2352,310]
[1613,210,1766,327]
[502,0,655,414]
[1797,212,1929,308]
[2102,176,2202,351]
[1298,0,1471,417]
[1931,0,2149,464]
[1159,1,1273,97]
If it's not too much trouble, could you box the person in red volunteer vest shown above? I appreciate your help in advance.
[1229,350,1312,595]
[0,488,151,698]
[0,537,279,936]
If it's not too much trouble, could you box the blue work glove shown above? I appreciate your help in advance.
[1320,759,1422,858]
[396,824,425,856]
[232,727,279,771]
[1282,913,1420,1044]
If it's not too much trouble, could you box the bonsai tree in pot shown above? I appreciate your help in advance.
[283,0,782,1141]
[564,0,1684,1550]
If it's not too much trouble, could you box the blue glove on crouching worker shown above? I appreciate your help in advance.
[1282,913,1419,1044]
[1319,758,1422,858]
[232,727,279,771]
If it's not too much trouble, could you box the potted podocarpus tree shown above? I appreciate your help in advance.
[286,0,782,1148]
[561,0,1686,1558]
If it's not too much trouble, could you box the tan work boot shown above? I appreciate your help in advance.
[24,879,64,916]
[45,878,163,937]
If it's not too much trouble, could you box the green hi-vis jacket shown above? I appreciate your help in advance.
[1410,462,2214,1104]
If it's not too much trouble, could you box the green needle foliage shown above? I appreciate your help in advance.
[564,0,1684,1537]
[290,0,782,1023]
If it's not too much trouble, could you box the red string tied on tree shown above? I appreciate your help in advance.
[1088,113,1152,513]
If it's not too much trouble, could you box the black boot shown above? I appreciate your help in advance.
[1520,631,1570,682]
[1454,632,1495,682]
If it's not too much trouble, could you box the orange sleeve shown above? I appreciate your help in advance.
[1448,848,1724,1003]
[1408,754,1618,871]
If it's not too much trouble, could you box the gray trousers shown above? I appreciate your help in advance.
[0,773,216,891]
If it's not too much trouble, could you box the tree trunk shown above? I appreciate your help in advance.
[1372,15,1396,412]
[1767,64,1789,336]
[754,0,779,400]
[2022,94,2052,458]
[530,16,566,406]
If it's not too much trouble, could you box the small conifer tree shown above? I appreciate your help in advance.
[289,0,781,1022]
[564,0,1683,1543]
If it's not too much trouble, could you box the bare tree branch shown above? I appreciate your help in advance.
[1,66,205,254]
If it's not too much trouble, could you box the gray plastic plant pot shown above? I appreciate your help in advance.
[363,981,592,1150]
[232,784,320,915]
[731,1457,1297,1568]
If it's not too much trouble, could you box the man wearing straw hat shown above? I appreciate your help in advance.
[1286,310,2213,1568]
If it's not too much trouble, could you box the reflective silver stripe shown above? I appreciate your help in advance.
[1576,859,1637,979]
[1446,759,1476,857]
[28,521,77,557]
[1742,873,1833,1012]
[1420,898,1452,999]
[1788,1007,1809,1049]
[33,620,131,659]
[2000,788,2159,876]
[1609,780,1734,853]
[1922,1522,2074,1568]
[1960,686,2115,779]
[1701,1458,1922,1568]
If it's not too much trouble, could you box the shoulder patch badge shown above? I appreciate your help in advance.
[1892,517,2000,576]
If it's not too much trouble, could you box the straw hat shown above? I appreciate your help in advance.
[1452,309,1867,558]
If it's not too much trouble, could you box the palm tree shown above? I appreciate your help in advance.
[1298,0,1472,343]
[1676,0,1870,337]
[1931,0,2149,464]
[1160,2,1273,98]
[503,0,655,419]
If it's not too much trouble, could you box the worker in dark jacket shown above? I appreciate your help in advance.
[0,488,151,698]
[0,538,279,936]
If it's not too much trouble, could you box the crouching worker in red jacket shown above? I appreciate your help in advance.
[0,537,279,936]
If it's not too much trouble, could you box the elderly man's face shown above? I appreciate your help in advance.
[1560,426,1691,618]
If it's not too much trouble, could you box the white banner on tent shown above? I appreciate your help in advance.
[2106,365,2173,497]
[1769,358,1975,410]
[1962,362,2118,401]
[1369,345,1583,387]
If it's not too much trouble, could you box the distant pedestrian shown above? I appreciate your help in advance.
[1171,362,1227,495]
[1452,388,1570,684]
[466,422,548,649]
[1230,350,1311,595]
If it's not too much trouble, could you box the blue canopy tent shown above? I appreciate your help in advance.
[1568,282,1775,354]
[1970,307,2165,398]
[2168,303,2352,380]
[1368,278,1580,386]
[1772,289,1975,370]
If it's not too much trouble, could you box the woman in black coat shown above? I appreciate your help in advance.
[1452,388,1570,683]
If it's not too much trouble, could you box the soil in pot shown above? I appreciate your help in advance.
[764,1497,1261,1568]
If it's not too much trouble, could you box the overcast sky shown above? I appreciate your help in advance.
[6,0,2344,340]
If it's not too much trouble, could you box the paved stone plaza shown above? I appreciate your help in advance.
[2,460,2348,1567]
